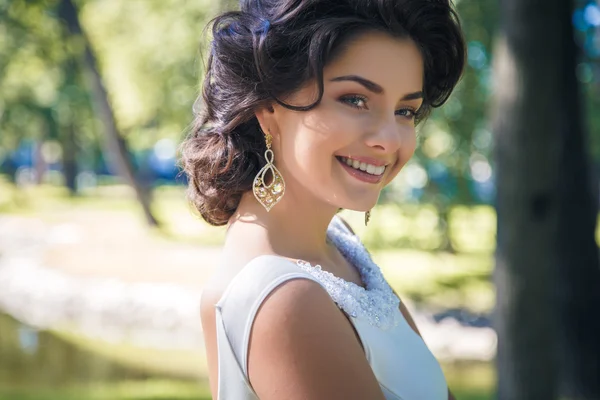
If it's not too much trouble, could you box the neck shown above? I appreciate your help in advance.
[226,186,339,262]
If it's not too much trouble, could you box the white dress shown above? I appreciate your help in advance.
[212,215,448,399]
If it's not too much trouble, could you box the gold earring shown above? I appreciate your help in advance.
[253,128,285,211]
[365,210,371,226]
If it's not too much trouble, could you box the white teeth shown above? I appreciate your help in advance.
[339,157,386,176]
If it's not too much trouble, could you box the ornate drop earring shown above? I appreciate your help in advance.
[253,128,285,212]
[365,210,371,226]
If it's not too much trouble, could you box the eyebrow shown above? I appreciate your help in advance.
[329,75,423,100]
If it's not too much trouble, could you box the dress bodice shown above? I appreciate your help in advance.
[212,215,448,399]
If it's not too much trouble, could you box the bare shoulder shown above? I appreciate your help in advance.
[248,277,385,400]
[200,262,244,315]
[200,270,237,335]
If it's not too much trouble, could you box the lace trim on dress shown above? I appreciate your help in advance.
[295,217,401,330]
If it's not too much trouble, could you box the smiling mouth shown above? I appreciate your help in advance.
[336,156,386,176]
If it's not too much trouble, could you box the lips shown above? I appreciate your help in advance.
[336,156,386,184]
[337,156,386,176]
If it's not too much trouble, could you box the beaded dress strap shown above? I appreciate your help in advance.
[295,216,401,330]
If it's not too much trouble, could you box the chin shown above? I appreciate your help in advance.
[320,181,381,212]
[333,197,379,213]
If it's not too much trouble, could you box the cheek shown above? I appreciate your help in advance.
[284,107,355,161]
[385,130,417,184]
[278,121,337,179]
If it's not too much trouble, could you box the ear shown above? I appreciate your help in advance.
[254,103,276,137]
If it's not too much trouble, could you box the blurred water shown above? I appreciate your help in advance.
[0,312,152,389]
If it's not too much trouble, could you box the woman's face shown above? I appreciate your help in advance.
[267,31,424,212]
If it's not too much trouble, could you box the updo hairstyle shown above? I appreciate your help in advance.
[180,0,466,226]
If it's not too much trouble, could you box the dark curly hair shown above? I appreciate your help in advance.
[180,0,466,226]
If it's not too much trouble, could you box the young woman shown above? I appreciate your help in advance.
[181,0,465,398]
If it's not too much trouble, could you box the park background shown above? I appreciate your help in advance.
[0,0,599,399]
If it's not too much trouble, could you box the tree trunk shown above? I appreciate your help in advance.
[33,140,46,185]
[59,54,80,195]
[493,0,600,399]
[436,204,456,253]
[58,0,159,226]
[492,1,564,398]
[61,122,78,195]
[555,1,600,397]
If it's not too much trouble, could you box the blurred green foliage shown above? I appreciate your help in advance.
[1,0,598,244]
[409,0,498,204]
[0,0,216,168]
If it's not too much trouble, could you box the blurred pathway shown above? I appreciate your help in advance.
[0,213,219,348]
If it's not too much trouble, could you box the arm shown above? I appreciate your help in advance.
[248,278,386,400]
[200,286,222,398]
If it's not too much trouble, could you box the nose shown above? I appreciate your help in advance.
[364,118,407,153]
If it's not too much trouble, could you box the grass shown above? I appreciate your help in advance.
[0,178,498,252]
[0,380,212,400]
[52,327,208,380]
[444,362,496,399]
[24,325,494,400]
[0,177,228,246]
[375,249,494,312]
[340,204,497,254]
[0,381,493,400]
